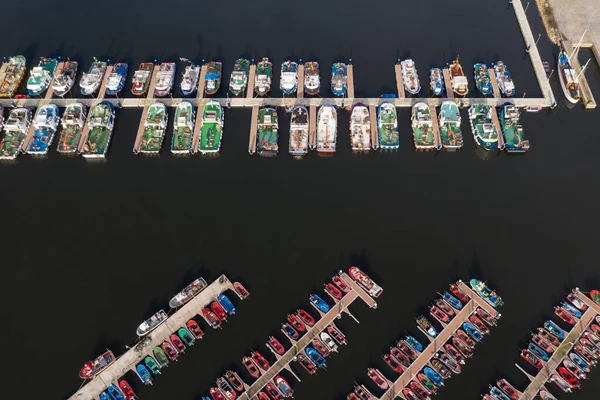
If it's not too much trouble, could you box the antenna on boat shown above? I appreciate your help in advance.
[576,58,591,80]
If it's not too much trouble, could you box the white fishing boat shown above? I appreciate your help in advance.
[154,62,176,97]
[180,64,200,96]
[493,61,515,97]
[316,105,337,153]
[79,59,107,96]
[350,104,371,151]
[401,59,420,95]
[52,61,78,97]
[289,105,308,156]
[136,309,168,336]
[169,277,208,308]
[558,51,580,104]
[0,108,32,159]
[280,61,298,95]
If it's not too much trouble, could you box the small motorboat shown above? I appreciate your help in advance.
[579,337,600,358]
[118,380,136,400]
[423,366,444,387]
[310,294,330,313]
[417,315,438,338]
[390,346,411,367]
[539,388,558,400]
[463,322,483,342]
[476,307,497,326]
[443,291,463,310]
[252,351,271,371]
[144,356,161,375]
[354,385,373,400]
[566,293,588,311]
[585,330,600,348]
[170,334,186,353]
[456,329,476,348]
[406,335,424,352]
[448,283,470,302]
[383,353,404,373]
[569,351,591,372]
[281,323,299,341]
[296,309,316,327]
[242,356,260,378]
[233,282,250,299]
[216,377,237,399]
[367,368,389,390]
[297,352,317,374]
[555,306,577,325]
[211,301,228,321]
[409,380,432,399]
[136,310,168,336]
[312,337,330,357]
[444,343,465,365]
[489,386,511,400]
[218,293,236,315]
[436,351,461,374]
[592,323,600,334]
[275,375,293,398]
[305,346,327,368]
[100,392,111,400]
[398,340,418,361]
[563,358,586,379]
[287,314,306,332]
[528,342,549,361]
[162,341,179,361]
[320,332,339,352]
[435,298,456,318]
[187,319,205,339]
[209,387,227,400]
[402,387,420,400]
[430,358,451,379]
[590,289,600,305]
[153,346,169,367]
[267,336,286,355]
[325,283,343,300]
[257,392,270,400]
[265,382,282,400]
[430,305,450,323]
[225,370,245,392]
[332,275,351,293]
[531,334,555,353]
[107,384,125,400]
[452,336,474,358]
[327,325,347,345]
[136,364,153,385]
[178,327,195,346]
[550,374,573,393]
[574,344,597,366]
[537,328,561,347]
[202,307,222,329]
[560,301,582,318]
[347,393,360,400]
[417,373,439,393]
[558,366,580,388]
[545,320,566,339]
[469,315,490,335]
[521,349,542,369]
[496,379,520,400]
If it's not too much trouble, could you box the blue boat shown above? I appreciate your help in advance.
[106,63,129,95]
[310,294,330,313]
[544,320,565,340]
[489,386,511,400]
[443,291,463,310]
[528,342,549,361]
[569,352,591,372]
[100,392,111,400]
[305,346,327,367]
[429,68,445,96]
[27,103,59,155]
[331,62,347,96]
[218,293,236,314]
[561,302,582,319]
[405,336,424,352]
[463,322,483,342]
[107,384,125,400]
[423,366,444,386]
[136,364,153,385]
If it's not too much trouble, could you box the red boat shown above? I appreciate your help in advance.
[538,328,561,347]
[592,324,600,334]
[347,393,360,400]
[452,336,473,358]
[497,379,520,400]
[521,349,542,369]
[170,333,186,353]
[531,334,555,353]
[187,319,204,339]
[281,323,299,340]
[449,283,470,302]
[435,299,455,317]
[274,375,293,398]
[325,283,343,300]
[398,341,418,361]
[430,305,450,323]
[551,374,573,393]
[118,380,136,400]
[409,380,431,397]
[295,309,315,327]
[444,343,465,365]
[430,358,451,379]
[202,307,222,329]
[348,266,383,298]
[483,395,494,400]
[242,356,260,378]
[287,314,306,332]
[417,373,438,393]
[265,382,282,400]
[233,282,250,299]
[209,387,226,400]
[332,275,351,293]
[257,392,269,400]
[296,353,317,375]
[390,346,411,367]
[469,315,490,335]
[225,370,244,392]
[585,330,600,347]
[579,337,600,358]
[476,307,497,326]
[437,350,461,374]
[267,336,286,355]
[327,325,347,345]
[456,329,476,348]
[79,350,116,379]
[566,293,588,311]
[252,351,271,371]
[367,368,389,390]
[554,306,576,325]
[558,366,580,388]
[574,344,596,366]
[383,353,404,373]
[312,337,330,357]
[211,301,228,321]
[354,385,374,400]
[216,377,237,399]
[401,387,420,400]
[162,341,179,360]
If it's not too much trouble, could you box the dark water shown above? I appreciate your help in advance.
[2,1,600,399]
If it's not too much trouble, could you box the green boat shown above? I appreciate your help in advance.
[178,328,195,347]
[27,57,58,96]
[205,61,222,95]
[411,102,436,150]
[229,58,250,96]
[137,102,167,154]
[470,279,503,308]
[256,107,278,156]
[144,356,161,375]
[171,100,194,154]
[57,102,86,154]
[418,373,437,393]
[439,101,463,150]
[254,57,272,96]
[199,100,224,153]
[500,103,529,153]
[0,107,32,160]
[0,55,27,98]
[153,347,169,367]
[377,102,399,149]
[82,101,115,158]
[468,105,499,152]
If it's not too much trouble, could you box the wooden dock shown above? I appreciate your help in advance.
[429,105,442,150]
[76,66,113,153]
[68,275,240,400]
[297,63,304,99]
[197,64,208,99]
[238,273,376,400]
[347,64,355,99]
[146,66,159,100]
[394,64,405,99]
[442,68,454,99]
[246,64,256,98]
[248,105,259,154]
[369,105,378,150]
[563,41,596,109]
[133,67,160,153]
[191,104,204,153]
[45,61,64,100]
[490,106,505,150]
[308,105,317,150]
[488,67,501,98]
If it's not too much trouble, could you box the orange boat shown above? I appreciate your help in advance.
[449,283,470,302]
[312,337,330,357]
[242,356,260,378]
[476,307,497,326]
[390,346,411,367]
[327,325,347,345]
[531,334,555,353]
[186,319,204,339]
[225,370,244,392]
[162,341,179,360]
[444,343,465,365]
[555,306,576,325]
[296,352,317,375]
[398,341,418,361]
[469,315,490,335]
[456,329,475,348]
[521,349,542,369]
[383,353,403,373]
[538,328,561,347]
[435,298,455,317]
[452,336,473,358]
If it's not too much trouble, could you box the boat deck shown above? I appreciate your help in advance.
[45,61,64,100]
[347,64,355,99]
[248,105,258,154]
[191,103,204,153]
[68,275,239,400]
[369,105,378,150]
[133,68,160,153]
[297,63,304,99]
[197,65,208,99]
[488,67,501,98]
[246,64,256,98]
[308,105,317,150]
[442,68,454,99]
[429,105,442,150]
[394,64,405,99]
[490,106,505,150]
[562,40,597,109]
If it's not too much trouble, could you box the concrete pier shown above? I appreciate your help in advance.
[308,105,317,150]
[429,105,442,150]
[191,104,204,153]
[246,65,256,98]
[248,105,258,154]
[562,41,597,109]
[347,64,355,99]
[442,68,454,99]
[69,275,240,400]
[491,107,505,150]
[394,64,405,99]
[197,65,208,99]
[488,67,501,98]
[297,63,304,99]
[369,105,379,150]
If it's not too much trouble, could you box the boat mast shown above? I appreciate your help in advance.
[576,58,592,80]
[568,29,588,60]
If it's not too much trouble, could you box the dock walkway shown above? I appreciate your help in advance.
[442,69,454,99]
[133,67,160,153]
[488,67,501,98]
[197,65,208,99]
[246,65,256,98]
[308,105,317,150]
[347,64,355,99]
[369,105,378,150]
[490,107,505,150]
[248,105,259,154]
[394,64,405,99]
[297,63,304,99]
[76,66,113,153]
[429,105,442,150]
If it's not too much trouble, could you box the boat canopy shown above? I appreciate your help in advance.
[205,73,220,80]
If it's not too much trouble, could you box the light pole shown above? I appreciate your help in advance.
[525,1,530,12]
[535,34,542,45]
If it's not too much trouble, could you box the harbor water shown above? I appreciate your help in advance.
[1,0,600,399]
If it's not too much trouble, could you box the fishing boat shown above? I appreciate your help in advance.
[170,333,186,353]
[168,277,207,308]
[563,359,586,379]
[468,105,499,151]
[234,282,250,299]
[80,58,107,96]
[452,336,473,358]
[26,103,59,154]
[566,293,588,311]
[558,366,580,388]
[316,104,337,153]
[429,305,449,324]
[474,63,492,95]
[153,346,169,367]
[497,379,520,400]
[332,275,351,293]
[320,332,338,352]
[579,337,600,358]
[331,62,347,96]
[205,61,223,95]
[56,102,86,154]
[178,327,195,346]
[27,57,58,96]
[349,266,383,298]
[211,300,228,321]
[229,58,250,96]
[210,387,227,400]
[304,61,320,96]
[136,309,168,336]
[297,352,318,374]
[430,358,451,379]
[569,352,591,372]
[476,307,497,326]
[417,315,438,338]
[296,309,315,326]
[443,343,465,365]
[456,329,476,348]
[558,50,581,103]
[537,328,561,347]
[187,319,204,339]
[469,315,490,335]
[0,108,31,159]
[350,103,371,151]
[384,353,404,373]
[225,370,244,392]
[287,313,306,332]
[438,101,463,150]
[585,330,600,347]
[561,301,582,318]
[105,63,128,95]
[218,293,236,315]
[325,283,343,300]
[574,344,597,365]
[79,350,116,379]
[436,299,455,317]
[256,107,278,156]
[423,366,444,387]
[280,61,298,95]
[429,68,444,96]
[354,385,374,400]
[470,279,503,307]
[267,336,286,355]
[144,356,161,375]
[449,56,468,96]
[254,58,272,96]
[171,101,195,154]
[82,101,115,158]
[118,380,136,400]
[500,103,529,153]
[252,351,271,371]
[593,323,600,333]
[275,376,293,398]
[398,341,418,361]
[463,322,483,342]
[437,351,461,374]
[411,102,435,150]
[378,102,399,149]
[216,377,236,399]
[162,341,179,361]
[528,343,549,361]
[554,307,576,325]
[443,291,462,310]
[288,105,309,156]
[52,60,78,97]
[493,61,515,97]
[199,100,224,153]
[131,62,154,96]
[489,387,511,400]
[154,62,176,97]
[531,334,554,353]
[406,336,424,352]
[265,383,282,400]
[312,337,330,357]
[401,59,420,95]
[202,307,221,328]
[179,62,200,96]
[0,55,27,98]
[551,373,573,393]
[136,364,153,385]
[368,368,389,390]
[136,102,167,154]
[521,349,542,369]
[305,346,327,367]
[242,356,260,378]
[390,346,411,367]
[417,373,438,394]
[402,387,420,400]
[544,320,565,339]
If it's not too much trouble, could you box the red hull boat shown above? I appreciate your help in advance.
[476,307,497,326]
[402,387,420,400]
[216,377,237,399]
[449,283,470,302]
[170,334,186,353]
[558,366,580,388]
[550,374,573,393]
[225,370,245,392]
[367,368,389,390]
[327,325,347,345]
[574,344,597,366]
[347,394,360,400]
[592,323,600,334]
[287,314,306,332]
[202,307,222,329]
[210,387,226,400]
[469,315,490,335]
[187,319,204,339]
[252,351,271,371]
[452,336,473,357]
[257,392,269,400]
[554,306,576,325]
[296,309,315,327]
[332,275,351,293]
[354,385,374,400]
[118,380,136,400]
[579,337,600,358]
[233,282,250,299]
[267,336,286,355]
[521,349,542,369]
[383,353,404,373]
[435,299,455,317]
[430,305,450,323]
[409,380,432,397]
[531,334,555,353]
[348,266,383,298]
[398,341,418,361]
[312,337,330,357]
[265,382,282,400]
[390,346,411,367]
[211,301,228,321]
[566,293,588,311]
[79,350,116,379]
[242,356,260,378]
[325,283,343,300]
[444,343,465,365]
[456,329,476,348]
[585,330,600,347]
[437,350,461,374]
[162,341,179,360]
[497,379,520,400]
[297,353,317,374]
[538,328,561,347]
